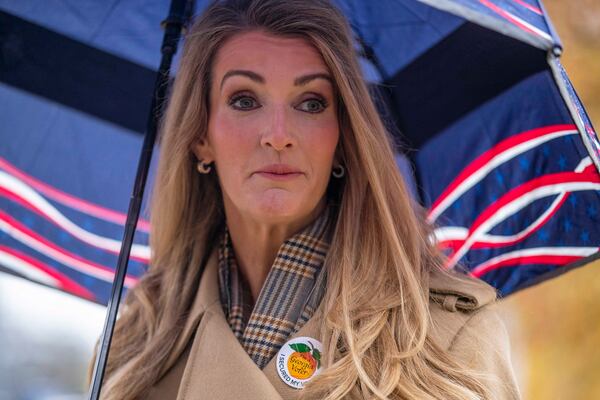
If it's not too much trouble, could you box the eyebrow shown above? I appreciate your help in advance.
[219,69,333,91]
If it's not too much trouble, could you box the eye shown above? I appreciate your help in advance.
[297,97,328,114]
[228,93,260,111]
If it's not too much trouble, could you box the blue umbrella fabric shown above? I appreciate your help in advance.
[0,0,598,305]
[340,0,600,297]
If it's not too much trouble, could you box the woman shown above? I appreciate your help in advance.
[88,0,521,399]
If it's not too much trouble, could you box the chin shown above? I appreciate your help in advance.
[251,191,306,221]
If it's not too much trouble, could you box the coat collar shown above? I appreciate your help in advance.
[177,253,499,347]
[168,252,498,399]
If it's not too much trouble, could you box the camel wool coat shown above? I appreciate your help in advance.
[143,251,522,399]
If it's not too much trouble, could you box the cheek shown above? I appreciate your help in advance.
[300,117,339,176]
[208,113,256,174]
[210,112,250,148]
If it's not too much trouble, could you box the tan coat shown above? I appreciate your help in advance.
[145,251,522,399]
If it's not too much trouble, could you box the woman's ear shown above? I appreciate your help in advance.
[192,138,214,163]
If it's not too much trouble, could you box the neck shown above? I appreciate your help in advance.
[224,200,325,303]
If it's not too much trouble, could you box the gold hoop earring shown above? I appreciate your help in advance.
[332,164,345,178]
[196,160,213,174]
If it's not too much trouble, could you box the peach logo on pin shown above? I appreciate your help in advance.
[276,336,323,389]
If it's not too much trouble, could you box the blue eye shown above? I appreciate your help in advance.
[227,93,328,113]
[229,94,259,110]
[298,98,328,113]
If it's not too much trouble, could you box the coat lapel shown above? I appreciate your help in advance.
[176,300,284,400]
[262,304,325,399]
[163,250,221,369]
[174,250,327,400]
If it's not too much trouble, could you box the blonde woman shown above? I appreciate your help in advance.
[88,0,521,399]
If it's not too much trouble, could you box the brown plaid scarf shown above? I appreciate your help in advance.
[218,206,333,369]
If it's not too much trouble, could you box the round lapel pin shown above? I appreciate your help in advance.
[276,336,323,389]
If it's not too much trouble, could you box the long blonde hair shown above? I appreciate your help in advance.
[89,0,495,398]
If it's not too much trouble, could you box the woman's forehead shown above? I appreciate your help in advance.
[212,31,331,82]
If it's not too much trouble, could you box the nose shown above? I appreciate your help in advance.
[260,105,295,151]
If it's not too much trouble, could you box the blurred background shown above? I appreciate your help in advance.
[0,0,598,399]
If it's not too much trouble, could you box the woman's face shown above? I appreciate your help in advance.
[195,30,339,226]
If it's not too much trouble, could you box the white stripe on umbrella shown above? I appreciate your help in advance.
[478,0,553,42]
[0,245,95,299]
[428,125,578,222]
[433,157,593,249]
[0,248,59,286]
[0,169,150,262]
[0,212,138,287]
[0,156,151,232]
[445,174,600,269]
[471,246,598,277]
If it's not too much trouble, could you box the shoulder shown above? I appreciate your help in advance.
[427,268,522,398]
[427,266,500,351]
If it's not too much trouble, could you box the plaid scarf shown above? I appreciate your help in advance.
[218,206,333,369]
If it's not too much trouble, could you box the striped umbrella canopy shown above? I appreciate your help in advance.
[0,0,598,305]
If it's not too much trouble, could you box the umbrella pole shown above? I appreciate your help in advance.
[87,1,193,399]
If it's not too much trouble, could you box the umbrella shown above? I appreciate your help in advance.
[1,0,599,395]
[3,0,598,303]
[340,0,600,295]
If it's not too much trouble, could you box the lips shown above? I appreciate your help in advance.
[257,164,301,174]
[254,164,303,180]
